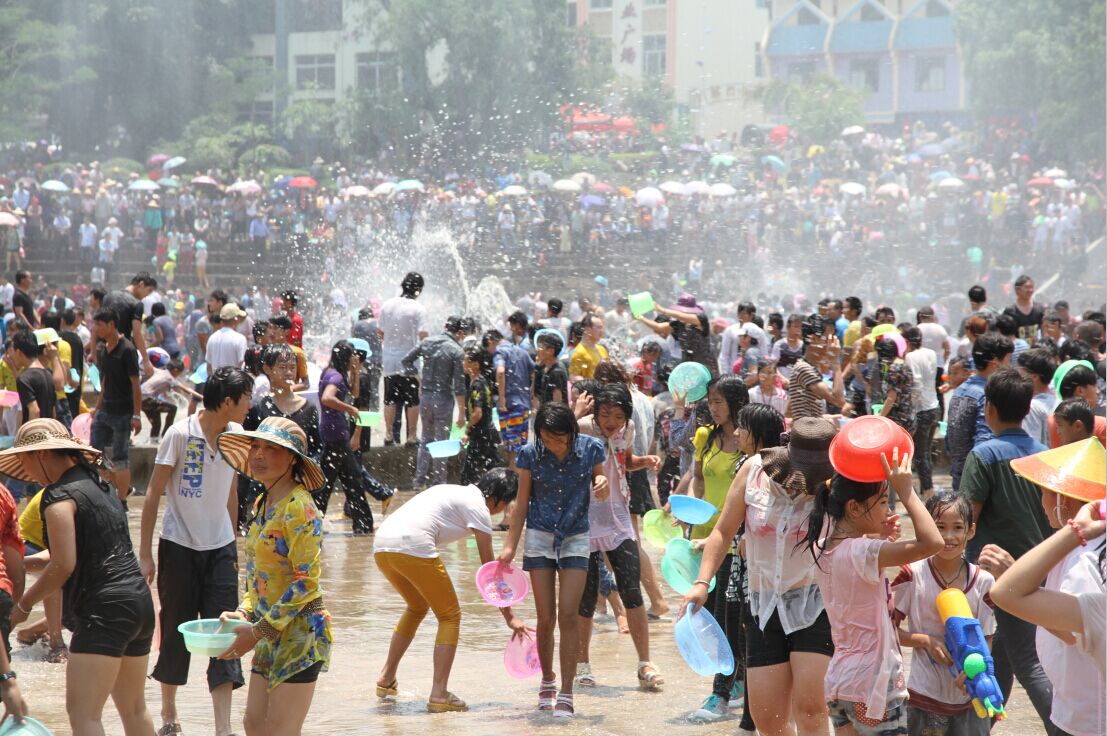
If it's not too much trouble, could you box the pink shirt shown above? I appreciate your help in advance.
[579,417,636,552]
[817,536,907,718]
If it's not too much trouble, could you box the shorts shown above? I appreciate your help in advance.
[69,591,156,658]
[253,660,323,685]
[906,705,989,736]
[90,410,133,470]
[497,408,529,454]
[745,606,834,667]
[522,528,590,571]
[0,591,11,656]
[384,375,420,406]
[627,468,655,515]
[579,539,644,616]
[828,698,907,736]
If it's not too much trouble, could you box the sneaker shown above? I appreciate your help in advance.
[692,694,728,721]
[728,680,745,707]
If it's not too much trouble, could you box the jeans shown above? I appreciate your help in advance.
[991,607,1055,733]
[90,410,133,470]
[414,392,456,486]
[912,407,940,491]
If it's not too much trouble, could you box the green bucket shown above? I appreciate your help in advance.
[642,509,681,549]
[628,291,655,318]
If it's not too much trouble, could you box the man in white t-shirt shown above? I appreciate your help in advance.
[138,367,253,736]
[206,303,248,370]
[379,272,428,445]
[916,307,951,363]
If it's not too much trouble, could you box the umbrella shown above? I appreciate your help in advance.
[1043,168,1067,178]
[761,155,786,172]
[372,181,396,196]
[146,153,170,167]
[939,137,966,153]
[0,212,20,227]
[227,180,261,195]
[500,184,527,196]
[710,154,737,168]
[1054,178,1075,190]
[928,170,953,182]
[128,179,160,192]
[659,181,688,196]
[769,125,791,145]
[571,172,596,186]
[937,177,964,189]
[527,170,553,187]
[635,187,665,207]
[190,175,219,187]
[158,177,181,189]
[552,179,581,193]
[840,182,866,196]
[876,183,906,198]
[163,156,187,170]
[708,182,737,197]
[344,185,372,198]
[841,125,865,136]
[680,143,706,153]
[591,182,614,194]
[806,144,825,158]
[1026,176,1054,188]
[41,180,69,193]
[395,179,424,192]
[915,143,944,158]
[288,176,318,188]
[685,180,711,195]
[580,194,606,208]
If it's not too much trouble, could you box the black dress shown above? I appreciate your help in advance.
[461,376,503,484]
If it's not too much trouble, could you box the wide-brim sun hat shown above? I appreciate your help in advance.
[217,416,325,491]
[0,418,101,482]
[1011,437,1105,503]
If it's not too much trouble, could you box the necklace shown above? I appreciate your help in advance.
[932,558,965,589]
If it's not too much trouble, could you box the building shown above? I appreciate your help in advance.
[571,0,771,138]
[762,0,966,126]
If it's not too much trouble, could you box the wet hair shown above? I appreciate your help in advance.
[1058,365,1097,399]
[844,296,862,314]
[269,314,293,331]
[875,335,900,365]
[572,378,602,406]
[875,306,896,323]
[93,307,118,326]
[357,307,373,321]
[964,315,989,337]
[328,339,358,376]
[737,301,756,317]
[985,367,1033,423]
[547,298,563,315]
[916,306,935,323]
[593,359,630,385]
[476,467,519,506]
[400,271,424,297]
[1074,320,1104,346]
[533,402,579,452]
[202,367,254,411]
[700,375,750,463]
[801,474,885,565]
[567,322,584,345]
[768,312,784,333]
[593,383,633,424]
[972,332,1013,369]
[444,315,464,334]
[481,329,504,349]
[968,285,987,304]
[62,308,78,326]
[41,310,61,331]
[801,313,830,345]
[507,310,528,328]
[89,287,106,304]
[14,270,29,284]
[900,325,922,349]
[11,331,40,358]
[1017,348,1057,386]
[993,313,1018,338]
[580,313,601,330]
[150,302,167,318]
[535,331,563,353]
[926,490,974,526]
[280,290,299,305]
[260,343,295,369]
[1059,339,1094,363]
[131,272,157,288]
[640,340,662,355]
[463,346,491,375]
[1014,274,1033,288]
[735,403,784,453]
[210,289,229,306]
[167,358,185,373]
[253,320,269,341]
[1054,398,1095,435]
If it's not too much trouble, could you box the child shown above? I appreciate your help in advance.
[748,359,786,415]
[498,402,607,718]
[1054,397,1096,445]
[892,492,996,735]
[628,341,662,395]
[575,383,662,690]
[461,347,502,484]
[533,332,568,405]
[802,449,944,734]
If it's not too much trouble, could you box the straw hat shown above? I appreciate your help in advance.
[0,418,101,482]
[217,417,325,491]
[1011,437,1105,503]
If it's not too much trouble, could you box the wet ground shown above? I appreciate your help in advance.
[13,488,1047,735]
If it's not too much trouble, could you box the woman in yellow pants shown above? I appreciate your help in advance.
[373,468,529,712]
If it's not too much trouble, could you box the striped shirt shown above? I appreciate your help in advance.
[787,360,825,420]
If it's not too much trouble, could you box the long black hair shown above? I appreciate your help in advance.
[735,403,784,454]
[533,402,579,453]
[800,473,885,567]
[700,375,749,464]
[328,339,358,377]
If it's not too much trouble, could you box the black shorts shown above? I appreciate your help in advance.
[253,660,323,685]
[627,468,655,515]
[70,590,156,658]
[384,375,420,406]
[744,605,834,667]
[0,591,11,656]
[579,538,644,617]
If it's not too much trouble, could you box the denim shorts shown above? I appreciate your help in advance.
[522,529,590,571]
[828,698,908,736]
[90,410,132,470]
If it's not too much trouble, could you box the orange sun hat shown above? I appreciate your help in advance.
[1010,437,1106,502]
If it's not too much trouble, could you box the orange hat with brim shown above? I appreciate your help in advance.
[1011,437,1106,502]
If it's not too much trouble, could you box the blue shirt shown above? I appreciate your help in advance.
[946,374,993,489]
[516,435,605,543]
[834,315,850,342]
[494,343,535,413]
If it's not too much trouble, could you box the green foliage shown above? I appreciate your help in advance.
[154,115,273,172]
[101,157,145,176]
[238,144,292,169]
[957,0,1106,159]
[621,77,676,126]
[751,74,866,143]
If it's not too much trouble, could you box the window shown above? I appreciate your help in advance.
[788,61,816,81]
[237,101,274,123]
[590,0,613,9]
[644,0,667,6]
[643,34,666,77]
[296,54,335,90]
[849,58,879,92]
[356,52,397,93]
[915,56,945,92]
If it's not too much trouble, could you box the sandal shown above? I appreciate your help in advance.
[375,679,398,698]
[16,632,45,647]
[538,677,558,710]
[552,692,575,718]
[574,662,596,687]
[426,692,468,713]
[637,661,664,691]
[46,644,69,664]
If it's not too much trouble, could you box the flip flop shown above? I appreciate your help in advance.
[426,692,468,713]
[647,612,672,622]
[375,680,398,698]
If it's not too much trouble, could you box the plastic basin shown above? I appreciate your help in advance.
[871,403,884,415]
[669,494,718,525]
[871,324,898,339]
[357,411,382,427]
[475,561,529,607]
[427,439,462,458]
[503,629,541,678]
[0,391,19,408]
[641,509,681,549]
[532,328,567,358]
[829,415,915,483]
[178,618,237,658]
[71,412,93,443]
[661,538,716,596]
[0,716,53,736]
[668,362,712,403]
[628,291,655,318]
[0,437,13,450]
[674,603,734,677]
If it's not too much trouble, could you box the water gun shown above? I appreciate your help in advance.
[936,588,1006,720]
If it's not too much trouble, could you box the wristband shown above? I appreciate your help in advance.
[0,671,15,684]
[1066,518,1088,546]
[692,580,711,588]
[15,600,30,615]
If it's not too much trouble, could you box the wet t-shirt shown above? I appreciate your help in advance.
[515,435,605,542]
[1002,303,1044,343]
[318,368,351,443]
[671,315,717,374]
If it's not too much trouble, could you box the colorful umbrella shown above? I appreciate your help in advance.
[928,170,953,182]
[840,182,866,196]
[372,181,396,196]
[635,187,665,207]
[500,184,527,196]
[591,182,615,194]
[761,155,786,172]
[41,180,69,193]
[552,179,581,193]
[163,156,187,170]
[841,125,865,137]
[659,181,688,196]
[344,185,372,198]
[190,175,220,187]
[158,177,181,189]
[146,153,170,167]
[0,212,20,227]
[685,181,711,195]
[708,183,737,197]
[127,179,160,192]
[710,154,737,168]
[571,172,596,186]
[395,179,424,192]
[937,177,964,189]
[580,194,606,208]
[288,176,318,188]
[1026,177,1054,188]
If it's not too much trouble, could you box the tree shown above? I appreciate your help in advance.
[957,0,1106,159]
[751,74,866,142]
